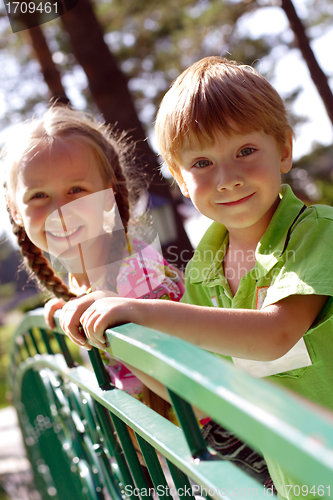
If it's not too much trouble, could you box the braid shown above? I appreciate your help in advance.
[5,198,75,302]
[113,159,130,232]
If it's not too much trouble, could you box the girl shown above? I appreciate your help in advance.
[2,104,184,397]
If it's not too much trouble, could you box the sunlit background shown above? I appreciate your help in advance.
[1,0,333,246]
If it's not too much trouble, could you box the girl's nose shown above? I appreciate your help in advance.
[48,201,73,223]
[49,194,64,213]
[48,208,62,222]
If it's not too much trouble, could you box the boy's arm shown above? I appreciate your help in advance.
[61,293,327,362]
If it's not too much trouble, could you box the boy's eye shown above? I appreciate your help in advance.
[192,159,212,169]
[238,147,255,157]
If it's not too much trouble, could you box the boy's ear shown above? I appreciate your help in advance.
[168,166,190,198]
[280,133,293,174]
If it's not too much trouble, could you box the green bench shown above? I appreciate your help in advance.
[8,308,333,499]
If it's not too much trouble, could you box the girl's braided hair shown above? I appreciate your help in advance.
[2,105,142,301]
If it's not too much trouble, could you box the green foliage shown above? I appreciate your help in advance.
[0,0,280,131]
[0,486,10,500]
[96,0,275,130]
[315,180,333,205]
[303,0,333,34]
[0,322,17,408]
[287,143,333,206]
[0,282,16,298]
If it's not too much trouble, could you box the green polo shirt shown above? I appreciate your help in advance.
[181,184,333,498]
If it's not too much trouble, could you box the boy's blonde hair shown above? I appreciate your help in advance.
[2,105,139,300]
[155,56,293,170]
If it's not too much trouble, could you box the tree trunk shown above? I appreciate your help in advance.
[60,0,192,267]
[26,25,70,105]
[280,0,333,126]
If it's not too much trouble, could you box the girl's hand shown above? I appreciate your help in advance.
[80,297,136,349]
[60,291,118,349]
[44,297,67,329]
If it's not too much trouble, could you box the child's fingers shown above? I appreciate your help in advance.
[60,293,109,349]
[44,298,66,329]
[61,292,106,329]
[45,311,55,330]
[67,326,91,350]
[60,305,87,346]
[78,296,131,349]
[81,310,106,348]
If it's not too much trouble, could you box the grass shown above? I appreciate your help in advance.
[0,379,8,409]
[0,321,18,409]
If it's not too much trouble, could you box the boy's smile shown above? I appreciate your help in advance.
[174,129,292,242]
[216,192,255,206]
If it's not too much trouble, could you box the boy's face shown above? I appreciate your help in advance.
[172,129,292,240]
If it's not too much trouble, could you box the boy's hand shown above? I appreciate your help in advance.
[79,297,135,349]
[60,291,118,349]
[44,297,67,329]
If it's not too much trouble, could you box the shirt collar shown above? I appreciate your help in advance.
[255,184,305,276]
[188,184,305,285]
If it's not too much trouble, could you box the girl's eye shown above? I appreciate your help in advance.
[192,159,212,169]
[238,147,255,157]
[70,187,84,194]
[32,192,47,199]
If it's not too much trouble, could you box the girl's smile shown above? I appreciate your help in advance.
[46,225,84,240]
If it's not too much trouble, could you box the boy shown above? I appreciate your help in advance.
[61,57,333,498]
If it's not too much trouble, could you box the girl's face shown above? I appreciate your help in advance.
[13,141,113,270]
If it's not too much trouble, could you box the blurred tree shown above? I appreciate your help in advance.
[26,25,70,105]
[1,0,332,233]
[60,0,163,188]
[0,0,277,130]
[280,0,333,126]
[96,0,270,132]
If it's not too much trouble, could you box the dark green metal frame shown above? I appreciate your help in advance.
[8,308,333,499]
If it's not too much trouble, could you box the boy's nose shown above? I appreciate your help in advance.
[216,167,244,191]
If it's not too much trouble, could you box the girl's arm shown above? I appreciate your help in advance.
[60,293,327,361]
